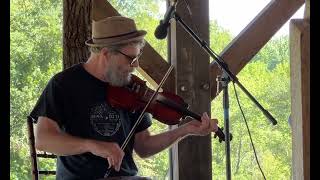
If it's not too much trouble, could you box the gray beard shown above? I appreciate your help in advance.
[105,62,132,87]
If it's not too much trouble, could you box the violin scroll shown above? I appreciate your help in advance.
[214,127,233,143]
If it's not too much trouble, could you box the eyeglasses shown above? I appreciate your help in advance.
[115,49,143,66]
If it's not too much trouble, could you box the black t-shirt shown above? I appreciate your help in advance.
[30,63,152,180]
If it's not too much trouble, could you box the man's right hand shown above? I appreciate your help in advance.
[86,140,124,172]
[35,117,125,172]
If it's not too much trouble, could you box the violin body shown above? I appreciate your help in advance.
[106,75,187,125]
[106,74,232,142]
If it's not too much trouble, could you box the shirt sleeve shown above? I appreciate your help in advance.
[131,112,152,133]
[29,76,66,128]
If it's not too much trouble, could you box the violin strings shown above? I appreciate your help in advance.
[104,65,174,178]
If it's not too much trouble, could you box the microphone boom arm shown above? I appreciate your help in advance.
[173,13,277,125]
[163,11,278,180]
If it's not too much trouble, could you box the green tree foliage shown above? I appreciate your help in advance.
[209,20,233,56]
[252,35,289,70]
[211,42,291,179]
[10,0,62,179]
[10,0,292,179]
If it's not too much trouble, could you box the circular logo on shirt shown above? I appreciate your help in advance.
[89,103,121,136]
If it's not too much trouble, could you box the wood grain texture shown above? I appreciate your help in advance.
[290,19,310,180]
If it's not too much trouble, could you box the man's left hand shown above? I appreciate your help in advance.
[185,112,218,136]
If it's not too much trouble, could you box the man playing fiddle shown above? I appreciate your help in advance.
[30,16,219,180]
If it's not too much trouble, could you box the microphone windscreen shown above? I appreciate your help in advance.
[154,23,168,39]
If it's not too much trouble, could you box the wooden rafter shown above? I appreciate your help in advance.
[209,0,305,100]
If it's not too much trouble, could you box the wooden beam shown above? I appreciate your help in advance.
[290,19,309,180]
[210,0,304,100]
[304,0,309,19]
[92,0,172,90]
[169,0,212,179]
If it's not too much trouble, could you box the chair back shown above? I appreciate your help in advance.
[27,116,57,180]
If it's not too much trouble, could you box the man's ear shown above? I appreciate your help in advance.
[100,47,110,61]
[100,47,109,55]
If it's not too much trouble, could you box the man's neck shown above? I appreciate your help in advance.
[83,56,107,82]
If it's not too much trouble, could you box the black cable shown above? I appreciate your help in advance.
[232,82,267,180]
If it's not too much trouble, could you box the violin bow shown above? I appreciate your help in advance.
[104,65,174,178]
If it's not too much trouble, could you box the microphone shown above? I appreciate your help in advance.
[154,0,178,39]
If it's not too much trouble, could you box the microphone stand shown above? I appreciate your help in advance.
[167,11,278,180]
[217,72,232,180]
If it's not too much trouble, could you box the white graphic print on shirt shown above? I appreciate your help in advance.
[90,103,121,136]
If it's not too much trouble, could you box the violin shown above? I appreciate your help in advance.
[106,74,232,143]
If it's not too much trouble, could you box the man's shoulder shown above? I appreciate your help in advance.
[52,63,83,84]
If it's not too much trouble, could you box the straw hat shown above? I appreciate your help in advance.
[85,16,147,47]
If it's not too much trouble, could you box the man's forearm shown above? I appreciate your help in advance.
[35,130,91,156]
[135,124,191,158]
[34,116,96,156]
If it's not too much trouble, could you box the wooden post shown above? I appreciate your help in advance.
[169,0,211,179]
[290,18,310,180]
[304,0,309,20]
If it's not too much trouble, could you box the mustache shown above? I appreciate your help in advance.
[126,68,135,74]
